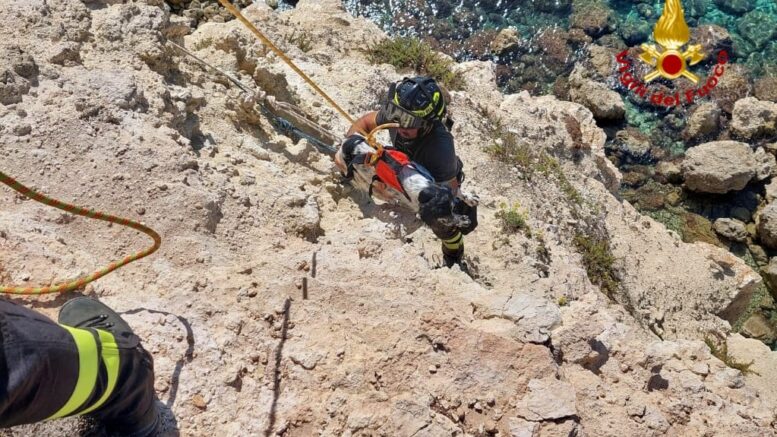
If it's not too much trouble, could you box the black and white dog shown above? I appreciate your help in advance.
[337,135,478,237]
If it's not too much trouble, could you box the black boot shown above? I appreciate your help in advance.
[442,243,464,268]
[59,297,137,343]
[59,297,160,437]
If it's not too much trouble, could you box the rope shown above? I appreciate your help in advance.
[216,0,355,124]
[0,171,161,295]
[167,40,337,155]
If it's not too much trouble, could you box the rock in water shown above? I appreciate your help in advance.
[681,141,755,194]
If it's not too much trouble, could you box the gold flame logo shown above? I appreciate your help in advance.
[638,0,704,83]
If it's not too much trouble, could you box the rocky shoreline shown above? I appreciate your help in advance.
[1,0,776,435]
[343,0,777,347]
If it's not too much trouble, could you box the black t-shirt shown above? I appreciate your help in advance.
[376,112,459,183]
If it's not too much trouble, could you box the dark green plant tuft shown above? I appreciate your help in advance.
[496,202,530,234]
[704,337,759,376]
[368,37,465,90]
[573,232,620,299]
[286,30,313,52]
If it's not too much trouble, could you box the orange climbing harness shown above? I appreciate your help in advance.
[0,171,160,295]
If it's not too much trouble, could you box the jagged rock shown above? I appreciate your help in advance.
[568,66,624,120]
[570,0,614,37]
[5,1,777,435]
[472,293,561,343]
[730,97,777,140]
[654,161,683,184]
[741,313,777,344]
[282,195,322,242]
[726,334,777,406]
[586,44,615,78]
[508,417,538,437]
[490,28,519,54]
[538,420,579,437]
[748,243,769,266]
[765,258,777,289]
[287,343,324,370]
[0,45,37,105]
[46,42,82,66]
[202,195,225,234]
[713,218,748,243]
[710,65,752,114]
[691,25,732,60]
[614,128,652,162]
[681,141,755,194]
[0,68,30,105]
[757,203,777,250]
[550,317,607,368]
[766,180,777,203]
[754,147,777,181]
[3,45,38,80]
[516,378,577,421]
[683,102,720,141]
[754,77,777,103]
[618,14,651,45]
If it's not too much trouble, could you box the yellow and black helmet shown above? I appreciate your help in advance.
[382,76,446,129]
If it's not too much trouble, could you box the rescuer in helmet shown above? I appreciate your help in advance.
[335,76,476,268]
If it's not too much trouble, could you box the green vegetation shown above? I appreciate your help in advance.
[496,202,530,235]
[485,117,582,207]
[704,336,759,376]
[557,296,568,306]
[286,30,313,52]
[368,37,464,90]
[573,232,620,299]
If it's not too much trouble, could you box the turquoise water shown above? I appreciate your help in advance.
[339,0,777,349]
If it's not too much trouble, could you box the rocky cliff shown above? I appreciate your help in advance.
[1,0,776,435]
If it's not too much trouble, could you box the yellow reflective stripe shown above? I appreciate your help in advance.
[47,325,99,420]
[442,232,463,249]
[410,91,441,118]
[77,329,120,415]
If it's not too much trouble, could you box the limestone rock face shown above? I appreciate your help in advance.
[713,218,748,243]
[515,378,577,421]
[683,102,720,141]
[2,1,776,436]
[490,28,520,54]
[757,203,777,250]
[568,66,625,120]
[730,97,777,140]
[754,76,777,102]
[681,141,755,194]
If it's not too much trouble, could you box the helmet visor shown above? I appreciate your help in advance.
[381,101,428,129]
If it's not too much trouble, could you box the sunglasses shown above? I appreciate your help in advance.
[380,101,429,130]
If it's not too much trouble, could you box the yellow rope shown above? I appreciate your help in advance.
[0,171,160,295]
[217,0,355,124]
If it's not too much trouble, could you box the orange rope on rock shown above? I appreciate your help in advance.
[0,171,161,295]
[216,0,355,125]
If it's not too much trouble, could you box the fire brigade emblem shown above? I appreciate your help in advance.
[638,0,705,84]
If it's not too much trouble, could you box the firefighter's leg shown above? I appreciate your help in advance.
[418,185,464,267]
[58,297,159,436]
[0,298,159,435]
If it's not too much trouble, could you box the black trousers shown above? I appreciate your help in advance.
[0,299,157,435]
